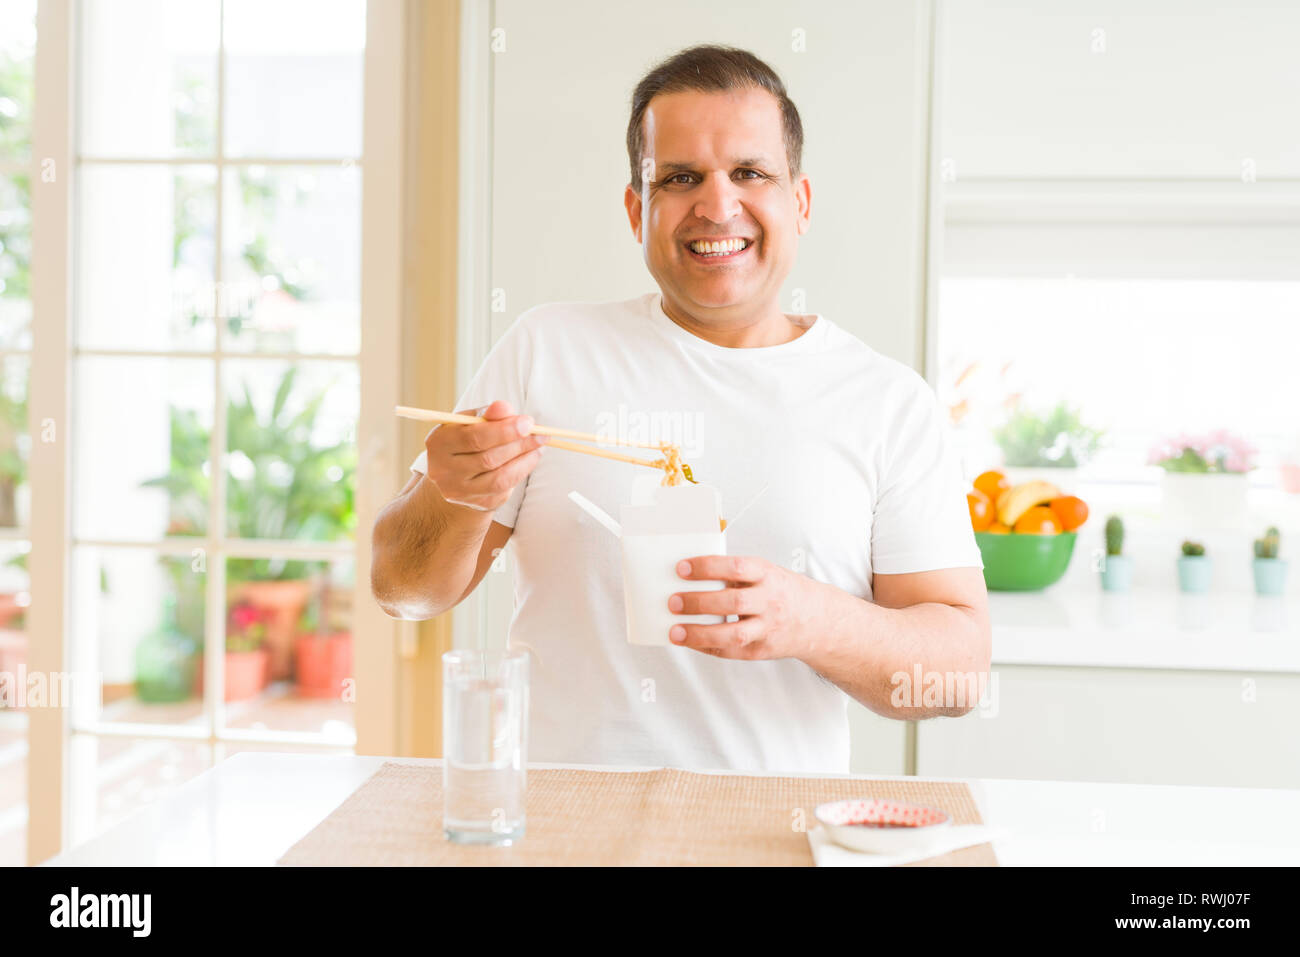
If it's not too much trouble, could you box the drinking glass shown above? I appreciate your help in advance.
[442,647,528,844]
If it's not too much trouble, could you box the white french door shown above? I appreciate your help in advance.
[22,0,404,865]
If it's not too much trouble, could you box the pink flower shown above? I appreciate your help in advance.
[1149,429,1257,473]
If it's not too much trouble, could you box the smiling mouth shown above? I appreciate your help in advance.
[684,237,754,263]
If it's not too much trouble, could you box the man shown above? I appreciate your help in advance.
[371,44,990,773]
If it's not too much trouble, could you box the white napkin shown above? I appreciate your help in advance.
[806,824,1005,867]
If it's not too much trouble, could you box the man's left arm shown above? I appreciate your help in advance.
[668,559,991,719]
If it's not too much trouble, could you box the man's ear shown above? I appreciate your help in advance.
[794,172,812,237]
[624,184,643,242]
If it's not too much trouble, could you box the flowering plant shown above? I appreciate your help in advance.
[1147,430,1257,474]
[227,601,270,653]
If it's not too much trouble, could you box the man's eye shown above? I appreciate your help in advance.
[667,174,693,185]
[736,169,764,180]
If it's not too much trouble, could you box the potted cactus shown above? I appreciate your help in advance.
[1177,540,1212,593]
[1100,515,1133,592]
[1253,526,1288,596]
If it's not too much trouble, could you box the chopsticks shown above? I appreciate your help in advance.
[394,405,668,472]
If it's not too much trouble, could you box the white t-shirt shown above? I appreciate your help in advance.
[410,291,982,773]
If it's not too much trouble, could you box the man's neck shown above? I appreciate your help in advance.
[660,295,809,349]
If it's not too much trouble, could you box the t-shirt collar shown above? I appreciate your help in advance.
[649,292,826,357]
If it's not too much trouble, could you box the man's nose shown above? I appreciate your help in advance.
[692,171,743,223]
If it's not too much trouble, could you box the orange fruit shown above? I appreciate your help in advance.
[967,490,993,531]
[1049,495,1089,532]
[1014,505,1063,535]
[986,521,1011,535]
[973,470,1009,503]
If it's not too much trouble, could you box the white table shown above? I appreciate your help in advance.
[42,752,1300,866]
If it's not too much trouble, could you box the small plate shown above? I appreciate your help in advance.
[814,798,952,854]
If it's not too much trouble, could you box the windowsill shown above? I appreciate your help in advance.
[990,585,1298,674]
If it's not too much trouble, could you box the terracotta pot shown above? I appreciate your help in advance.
[225,648,269,701]
[295,632,353,698]
[232,579,312,681]
[194,648,271,702]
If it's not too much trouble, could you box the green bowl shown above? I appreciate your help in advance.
[975,531,1077,591]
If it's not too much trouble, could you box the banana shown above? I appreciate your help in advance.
[996,480,1062,528]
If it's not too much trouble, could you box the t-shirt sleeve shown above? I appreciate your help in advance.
[870,373,984,574]
[408,315,534,529]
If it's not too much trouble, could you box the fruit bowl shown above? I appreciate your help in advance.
[975,531,1077,591]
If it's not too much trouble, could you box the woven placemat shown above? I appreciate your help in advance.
[277,763,997,866]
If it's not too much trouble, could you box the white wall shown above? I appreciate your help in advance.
[939,0,1300,181]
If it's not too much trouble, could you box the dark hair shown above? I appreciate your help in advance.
[626,44,803,192]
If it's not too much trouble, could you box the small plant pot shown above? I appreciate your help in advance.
[197,648,270,702]
[223,649,270,701]
[233,579,313,681]
[1252,558,1289,596]
[1177,555,1213,594]
[294,632,353,698]
[1099,554,1133,592]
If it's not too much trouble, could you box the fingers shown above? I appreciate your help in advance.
[668,586,763,617]
[669,619,767,656]
[675,555,767,586]
[472,433,548,473]
[446,409,535,454]
[425,399,547,510]
[459,443,544,499]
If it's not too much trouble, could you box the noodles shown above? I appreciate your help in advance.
[652,444,688,486]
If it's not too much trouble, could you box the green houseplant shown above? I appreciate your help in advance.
[141,366,355,682]
[994,400,1104,470]
[1252,526,1288,596]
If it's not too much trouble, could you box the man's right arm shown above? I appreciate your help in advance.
[370,400,545,620]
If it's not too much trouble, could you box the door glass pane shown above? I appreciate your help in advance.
[221,165,360,354]
[222,555,355,743]
[0,174,32,350]
[224,360,357,542]
[76,165,217,352]
[71,547,205,729]
[0,0,37,163]
[222,0,365,159]
[0,356,27,532]
[78,0,219,158]
[73,357,214,541]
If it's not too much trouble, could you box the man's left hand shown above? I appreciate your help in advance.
[668,555,835,660]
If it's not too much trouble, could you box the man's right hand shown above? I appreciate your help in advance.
[422,399,548,512]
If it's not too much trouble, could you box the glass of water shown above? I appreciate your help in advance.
[442,646,529,845]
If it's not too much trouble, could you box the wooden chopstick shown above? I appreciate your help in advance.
[543,438,665,471]
[394,405,669,452]
[394,405,668,471]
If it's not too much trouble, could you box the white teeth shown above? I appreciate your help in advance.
[689,238,749,256]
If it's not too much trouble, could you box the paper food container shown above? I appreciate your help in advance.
[619,478,726,647]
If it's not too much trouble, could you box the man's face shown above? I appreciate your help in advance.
[624,87,811,320]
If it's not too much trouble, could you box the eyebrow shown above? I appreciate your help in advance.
[655,157,778,174]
